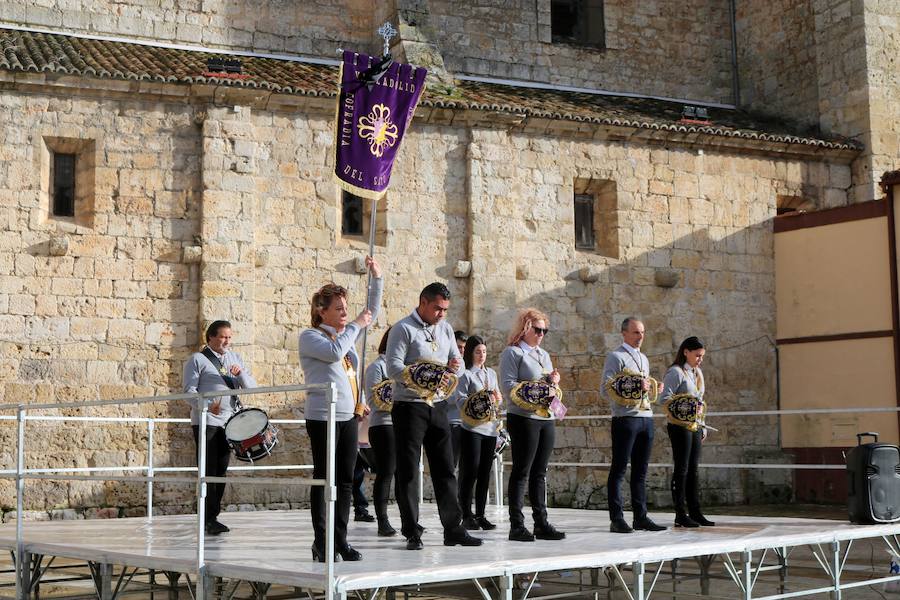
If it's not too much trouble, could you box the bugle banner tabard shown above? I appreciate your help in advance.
[333,50,428,199]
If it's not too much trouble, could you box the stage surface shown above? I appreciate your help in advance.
[1,505,899,593]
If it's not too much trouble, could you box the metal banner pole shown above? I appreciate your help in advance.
[358,197,378,400]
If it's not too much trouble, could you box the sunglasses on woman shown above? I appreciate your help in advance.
[532,326,549,335]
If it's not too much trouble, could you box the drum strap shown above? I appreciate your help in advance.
[201,347,241,410]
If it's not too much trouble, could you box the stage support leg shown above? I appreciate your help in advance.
[633,561,645,600]
[164,571,181,600]
[17,550,31,600]
[696,555,713,596]
[672,558,678,598]
[499,571,513,600]
[742,551,752,600]
[777,547,787,595]
[831,541,841,600]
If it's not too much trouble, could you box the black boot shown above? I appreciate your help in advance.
[377,517,397,537]
[674,513,700,528]
[689,511,715,526]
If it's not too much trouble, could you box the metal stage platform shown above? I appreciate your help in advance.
[3,504,900,600]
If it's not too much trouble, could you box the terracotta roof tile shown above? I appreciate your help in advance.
[0,27,861,152]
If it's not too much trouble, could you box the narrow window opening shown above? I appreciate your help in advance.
[342,191,364,236]
[574,194,595,249]
[551,0,605,48]
[52,153,76,217]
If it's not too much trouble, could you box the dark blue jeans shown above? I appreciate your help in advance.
[607,416,654,521]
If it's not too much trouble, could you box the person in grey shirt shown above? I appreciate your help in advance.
[298,256,382,562]
[661,336,714,528]
[448,329,469,469]
[364,326,398,537]
[183,320,257,535]
[499,308,565,542]
[385,282,482,550]
[602,317,666,534]
[455,334,501,531]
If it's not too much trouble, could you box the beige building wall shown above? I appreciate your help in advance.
[775,217,893,339]
[0,74,859,515]
[775,212,898,447]
[779,338,898,447]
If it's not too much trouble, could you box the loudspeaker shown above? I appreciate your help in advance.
[847,432,900,524]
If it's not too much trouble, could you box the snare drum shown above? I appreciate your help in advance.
[224,408,278,462]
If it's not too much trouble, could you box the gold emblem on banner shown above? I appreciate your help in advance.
[357,103,398,157]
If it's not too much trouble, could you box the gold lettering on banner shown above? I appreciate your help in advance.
[340,94,355,147]
[342,165,364,182]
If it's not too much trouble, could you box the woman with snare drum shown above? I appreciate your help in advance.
[299,257,382,562]
[661,336,715,528]
[455,335,502,531]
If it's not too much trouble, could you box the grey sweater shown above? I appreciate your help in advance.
[385,310,462,404]
[602,344,654,418]
[298,277,383,422]
[660,365,704,403]
[455,365,500,436]
[365,355,392,428]
[499,342,555,421]
[183,349,257,428]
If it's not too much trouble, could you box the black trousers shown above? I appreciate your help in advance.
[368,424,396,521]
[306,418,358,551]
[607,416,654,521]
[667,423,703,514]
[192,425,231,523]
[507,413,555,528]
[450,424,462,470]
[392,401,463,538]
[458,429,496,518]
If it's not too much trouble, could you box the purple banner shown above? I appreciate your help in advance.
[333,50,427,199]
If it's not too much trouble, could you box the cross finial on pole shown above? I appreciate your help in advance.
[377,22,397,57]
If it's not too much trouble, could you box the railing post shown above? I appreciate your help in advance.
[325,383,336,600]
[419,448,425,505]
[196,395,208,600]
[493,455,503,509]
[15,404,26,600]
[147,419,155,519]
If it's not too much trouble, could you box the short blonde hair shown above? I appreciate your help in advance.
[506,307,550,346]
[310,283,347,328]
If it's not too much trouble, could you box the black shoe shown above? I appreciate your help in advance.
[610,518,633,534]
[205,520,229,535]
[354,511,376,522]
[633,517,667,532]
[377,519,397,537]
[509,525,535,542]
[475,516,497,530]
[533,523,566,540]
[690,513,716,527]
[444,530,483,547]
[462,516,480,530]
[675,514,700,528]
[338,545,363,561]
[406,535,424,550]
[311,544,339,563]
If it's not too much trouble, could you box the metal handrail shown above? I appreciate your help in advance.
[5,383,340,600]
